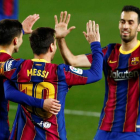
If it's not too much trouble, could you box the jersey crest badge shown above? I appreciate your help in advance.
[131,57,139,65]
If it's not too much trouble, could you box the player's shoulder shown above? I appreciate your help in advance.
[57,63,69,70]
[21,59,58,68]
[107,43,121,49]
[104,43,121,49]
[102,43,121,52]
[0,52,12,61]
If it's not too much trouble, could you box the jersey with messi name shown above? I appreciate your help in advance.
[86,40,140,132]
[3,42,103,140]
[0,51,13,139]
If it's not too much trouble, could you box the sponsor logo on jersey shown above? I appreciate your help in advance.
[109,60,117,63]
[5,60,14,71]
[37,121,51,129]
[70,66,83,75]
[110,70,139,81]
[131,57,139,65]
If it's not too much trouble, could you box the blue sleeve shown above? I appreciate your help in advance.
[4,80,44,108]
[84,41,103,84]
[60,41,103,86]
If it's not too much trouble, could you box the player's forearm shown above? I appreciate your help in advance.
[4,80,44,108]
[85,41,103,83]
[57,38,91,67]
[57,38,79,66]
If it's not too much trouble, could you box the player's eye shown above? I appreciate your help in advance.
[120,20,125,24]
[129,21,134,25]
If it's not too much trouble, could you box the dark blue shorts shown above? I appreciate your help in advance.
[94,129,140,140]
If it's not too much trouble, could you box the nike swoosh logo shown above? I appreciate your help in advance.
[109,60,117,63]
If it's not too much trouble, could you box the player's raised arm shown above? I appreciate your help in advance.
[60,20,103,85]
[55,11,91,67]
[22,14,40,34]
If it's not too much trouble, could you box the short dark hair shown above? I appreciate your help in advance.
[0,19,22,45]
[29,27,55,55]
[122,5,140,23]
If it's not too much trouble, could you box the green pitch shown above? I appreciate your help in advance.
[9,0,140,139]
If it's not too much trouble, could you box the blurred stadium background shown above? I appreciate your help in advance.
[9,0,140,139]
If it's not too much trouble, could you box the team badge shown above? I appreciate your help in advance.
[131,57,139,65]
[70,66,83,75]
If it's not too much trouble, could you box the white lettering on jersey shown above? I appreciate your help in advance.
[110,70,139,81]
[5,60,14,71]
[37,121,51,129]
[70,66,83,75]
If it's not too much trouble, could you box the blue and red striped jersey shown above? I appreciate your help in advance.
[0,50,13,139]
[0,0,18,20]
[3,42,103,140]
[86,40,140,132]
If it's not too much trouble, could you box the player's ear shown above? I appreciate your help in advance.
[13,37,18,45]
[138,24,140,32]
[50,43,54,52]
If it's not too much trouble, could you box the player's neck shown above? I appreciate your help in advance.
[34,54,51,63]
[121,38,138,51]
[0,45,14,56]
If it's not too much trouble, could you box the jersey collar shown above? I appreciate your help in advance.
[119,40,140,54]
[0,50,7,53]
[31,59,49,63]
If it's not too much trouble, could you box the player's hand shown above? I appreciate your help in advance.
[54,11,76,39]
[43,98,61,115]
[83,20,100,43]
[22,14,40,34]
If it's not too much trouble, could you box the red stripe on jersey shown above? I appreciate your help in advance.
[100,78,117,131]
[44,115,59,140]
[17,60,33,82]
[44,63,58,100]
[3,0,14,16]
[20,107,36,140]
[64,68,87,86]
[123,46,140,132]
[0,52,12,61]
[100,44,120,131]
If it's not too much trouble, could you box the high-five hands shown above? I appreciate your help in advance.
[54,11,75,39]
[83,20,100,43]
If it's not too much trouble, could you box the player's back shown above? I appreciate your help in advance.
[9,58,91,140]
[11,59,74,140]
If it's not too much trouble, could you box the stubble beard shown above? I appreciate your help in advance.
[120,33,136,43]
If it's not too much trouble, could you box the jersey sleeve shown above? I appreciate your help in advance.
[4,80,44,108]
[86,45,108,64]
[59,41,103,86]
[0,58,25,82]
